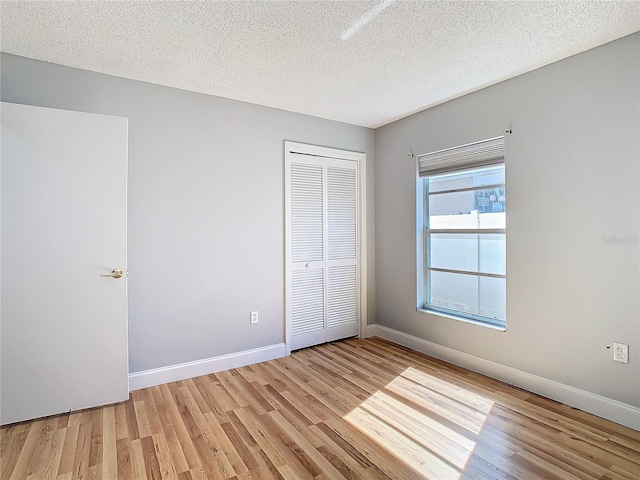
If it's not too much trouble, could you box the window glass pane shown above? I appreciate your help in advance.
[427,271,505,322]
[478,211,505,228]
[427,165,505,229]
[478,276,506,321]
[421,159,506,326]
[478,234,505,275]
[428,202,505,229]
[428,270,478,315]
[429,233,477,272]
[475,187,506,214]
[428,191,478,224]
[429,233,505,275]
[428,165,504,193]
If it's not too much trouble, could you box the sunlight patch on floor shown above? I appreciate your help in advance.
[400,367,494,414]
[344,367,494,479]
[386,368,492,434]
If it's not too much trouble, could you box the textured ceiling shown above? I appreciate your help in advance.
[1,1,639,128]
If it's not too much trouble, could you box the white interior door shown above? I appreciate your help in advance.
[285,142,364,352]
[1,102,129,425]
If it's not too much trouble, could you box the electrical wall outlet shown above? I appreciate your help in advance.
[250,311,259,324]
[613,342,629,363]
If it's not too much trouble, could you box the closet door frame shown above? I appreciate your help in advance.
[284,141,367,355]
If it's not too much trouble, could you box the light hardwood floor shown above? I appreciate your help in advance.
[1,337,639,480]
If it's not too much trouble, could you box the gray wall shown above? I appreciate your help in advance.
[375,33,639,407]
[0,53,375,373]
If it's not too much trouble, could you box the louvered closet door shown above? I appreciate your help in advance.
[286,153,359,351]
[289,160,327,350]
[326,163,359,342]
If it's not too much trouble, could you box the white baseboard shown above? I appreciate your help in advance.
[366,324,640,431]
[129,343,286,391]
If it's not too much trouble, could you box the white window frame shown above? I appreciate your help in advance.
[416,137,506,330]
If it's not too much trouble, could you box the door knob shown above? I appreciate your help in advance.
[101,268,123,279]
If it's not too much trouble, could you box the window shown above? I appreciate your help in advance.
[417,137,506,328]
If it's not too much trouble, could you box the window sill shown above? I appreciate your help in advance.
[417,308,507,332]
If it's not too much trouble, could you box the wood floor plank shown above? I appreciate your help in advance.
[267,410,343,478]
[2,338,639,480]
[157,420,189,476]
[65,413,83,430]
[232,407,291,473]
[56,424,79,478]
[36,426,66,480]
[140,436,162,480]
[22,418,58,479]
[191,376,229,425]
[101,406,117,480]
[311,421,388,479]
[207,373,243,413]
[133,397,153,440]
[0,422,31,480]
[150,433,178,479]
[249,382,314,431]
[202,412,249,476]
[219,419,260,472]
[158,384,201,472]
[214,371,253,410]
[124,397,141,441]
[115,437,134,480]
[70,421,91,480]
[139,389,163,438]
[114,402,130,441]
[87,409,103,468]
[168,384,229,478]
[129,439,147,480]
[310,424,384,480]
[180,380,211,418]
[178,384,236,478]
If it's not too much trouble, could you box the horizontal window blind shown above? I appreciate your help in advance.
[418,136,505,177]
